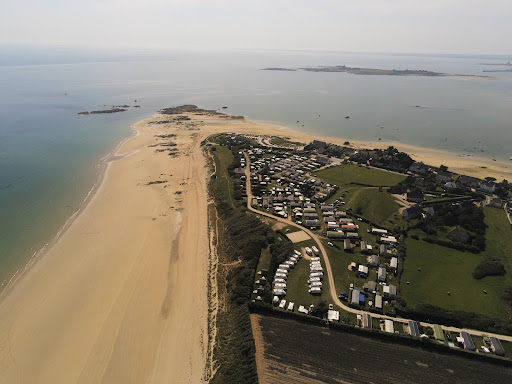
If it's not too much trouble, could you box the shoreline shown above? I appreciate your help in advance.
[0,114,211,383]
[236,116,512,181]
[0,124,139,300]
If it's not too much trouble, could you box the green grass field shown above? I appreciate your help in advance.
[212,146,236,207]
[345,188,401,227]
[402,207,512,321]
[401,237,507,320]
[316,164,406,187]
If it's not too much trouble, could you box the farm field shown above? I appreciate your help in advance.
[252,314,512,384]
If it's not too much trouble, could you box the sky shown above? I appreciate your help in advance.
[1,0,511,55]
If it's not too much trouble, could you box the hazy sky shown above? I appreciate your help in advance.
[1,0,510,54]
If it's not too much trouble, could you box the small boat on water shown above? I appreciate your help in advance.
[345,115,350,119]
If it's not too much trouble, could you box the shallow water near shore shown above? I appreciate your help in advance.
[1,48,511,290]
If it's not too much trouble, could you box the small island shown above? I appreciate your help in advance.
[263,65,495,79]
[78,105,137,115]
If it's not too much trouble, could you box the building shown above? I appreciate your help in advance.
[458,175,481,189]
[360,241,369,254]
[371,228,388,235]
[362,313,372,329]
[490,337,505,356]
[389,257,398,271]
[378,267,386,282]
[316,155,331,165]
[488,197,503,208]
[374,294,383,310]
[402,206,423,219]
[311,140,327,151]
[380,235,398,244]
[384,319,394,333]
[342,224,358,232]
[327,231,345,239]
[379,244,387,256]
[408,162,428,175]
[351,288,361,307]
[406,191,424,203]
[327,309,340,322]
[363,281,377,292]
[460,332,475,351]
[358,265,369,278]
[383,284,397,298]
[346,232,359,239]
[435,171,453,183]
[304,219,320,228]
[479,181,497,194]
[408,321,420,337]
[344,239,352,251]
[367,254,379,267]
[447,226,469,243]
[433,325,445,341]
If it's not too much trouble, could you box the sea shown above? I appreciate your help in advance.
[1,47,511,292]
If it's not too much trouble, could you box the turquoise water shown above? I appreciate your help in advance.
[1,48,511,290]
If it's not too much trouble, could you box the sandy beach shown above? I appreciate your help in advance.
[0,115,211,383]
[0,110,510,384]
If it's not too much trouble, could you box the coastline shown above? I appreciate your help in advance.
[0,114,211,383]
[0,123,140,300]
[237,117,512,181]
[0,108,510,383]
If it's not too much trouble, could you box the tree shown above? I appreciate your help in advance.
[310,300,328,318]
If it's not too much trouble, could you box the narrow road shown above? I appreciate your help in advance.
[243,152,512,343]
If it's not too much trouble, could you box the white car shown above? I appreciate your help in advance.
[327,242,334,247]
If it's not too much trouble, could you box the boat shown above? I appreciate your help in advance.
[345,115,350,119]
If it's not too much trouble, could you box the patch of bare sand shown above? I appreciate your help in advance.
[286,231,311,243]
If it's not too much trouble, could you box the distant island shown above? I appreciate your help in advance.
[480,60,511,66]
[263,65,495,79]
[482,69,512,73]
[78,104,140,115]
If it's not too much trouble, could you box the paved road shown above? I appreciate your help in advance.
[243,152,512,343]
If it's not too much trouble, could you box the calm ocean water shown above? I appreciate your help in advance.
[1,48,511,290]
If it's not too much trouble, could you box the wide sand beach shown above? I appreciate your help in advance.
[1,109,511,383]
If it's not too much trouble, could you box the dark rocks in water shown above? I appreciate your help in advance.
[78,107,127,115]
[261,67,297,71]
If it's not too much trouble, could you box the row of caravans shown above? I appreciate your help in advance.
[272,250,302,299]
[309,256,324,295]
